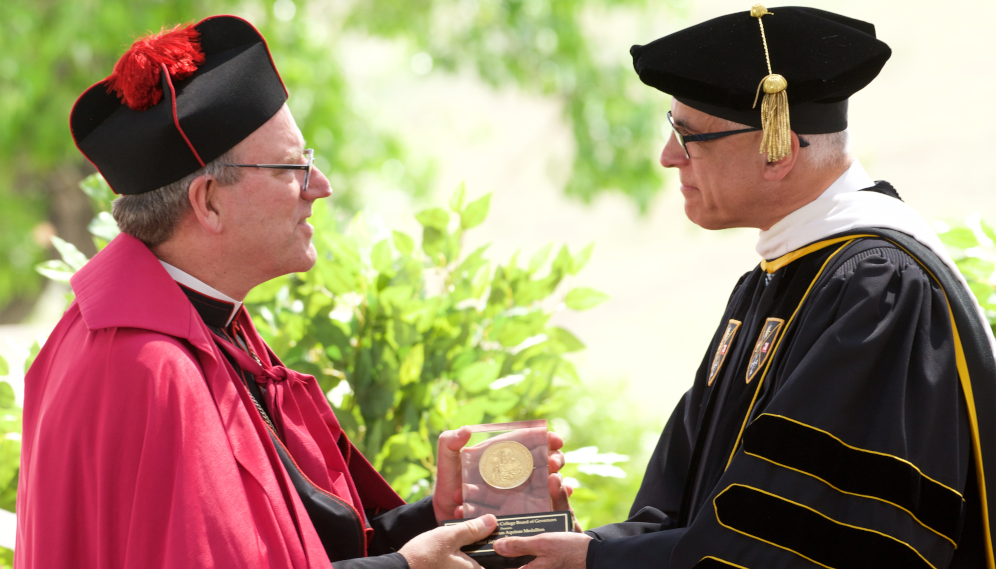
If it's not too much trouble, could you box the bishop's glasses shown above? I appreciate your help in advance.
[224,148,314,193]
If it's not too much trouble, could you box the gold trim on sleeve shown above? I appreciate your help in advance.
[713,484,937,569]
[697,556,752,569]
[745,412,962,548]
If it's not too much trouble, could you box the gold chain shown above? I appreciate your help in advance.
[246,382,279,434]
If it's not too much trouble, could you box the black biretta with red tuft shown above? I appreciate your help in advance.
[71,15,288,195]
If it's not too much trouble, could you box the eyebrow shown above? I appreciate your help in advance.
[673,116,699,134]
[281,147,305,164]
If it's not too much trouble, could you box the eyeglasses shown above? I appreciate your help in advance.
[224,148,314,192]
[666,111,808,159]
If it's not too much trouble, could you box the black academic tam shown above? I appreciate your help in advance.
[584,187,996,569]
[70,15,288,195]
[631,6,892,134]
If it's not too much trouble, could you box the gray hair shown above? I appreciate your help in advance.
[717,117,851,171]
[111,148,242,247]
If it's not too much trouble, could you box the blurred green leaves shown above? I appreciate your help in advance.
[246,183,605,500]
[31,174,628,511]
[938,215,996,333]
[0,0,674,317]
[565,287,609,310]
[33,174,118,284]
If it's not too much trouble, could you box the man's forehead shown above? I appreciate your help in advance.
[244,107,305,160]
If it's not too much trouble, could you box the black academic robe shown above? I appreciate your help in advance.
[585,192,996,569]
[180,286,438,569]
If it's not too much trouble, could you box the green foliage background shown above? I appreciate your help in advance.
[19,174,658,530]
[0,0,673,320]
[4,0,994,565]
[6,175,995,558]
[0,1,677,561]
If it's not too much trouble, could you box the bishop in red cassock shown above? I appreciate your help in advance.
[16,15,570,569]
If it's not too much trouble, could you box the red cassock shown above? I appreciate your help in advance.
[16,234,406,568]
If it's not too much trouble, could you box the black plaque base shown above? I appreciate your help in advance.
[443,511,574,569]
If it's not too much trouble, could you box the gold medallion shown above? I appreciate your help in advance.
[479,441,534,489]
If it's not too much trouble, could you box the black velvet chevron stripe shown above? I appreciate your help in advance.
[714,484,932,569]
[743,413,964,544]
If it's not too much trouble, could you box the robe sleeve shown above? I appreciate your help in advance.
[669,245,973,569]
[583,395,691,569]
[365,496,439,555]
[330,498,443,568]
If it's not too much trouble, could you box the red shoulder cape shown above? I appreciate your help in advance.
[16,234,403,568]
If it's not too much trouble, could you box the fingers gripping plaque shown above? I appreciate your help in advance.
[447,420,572,569]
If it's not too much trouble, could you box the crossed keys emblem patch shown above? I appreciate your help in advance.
[746,318,785,384]
[708,320,741,386]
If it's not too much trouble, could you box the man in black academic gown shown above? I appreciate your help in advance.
[494,5,996,569]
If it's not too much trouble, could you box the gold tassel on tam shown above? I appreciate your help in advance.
[750,5,792,162]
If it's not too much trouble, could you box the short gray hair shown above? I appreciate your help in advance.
[111,148,242,247]
[717,117,851,171]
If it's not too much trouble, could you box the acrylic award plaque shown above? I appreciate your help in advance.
[442,420,574,569]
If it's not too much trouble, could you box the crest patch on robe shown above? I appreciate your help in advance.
[708,319,742,386]
[746,318,784,384]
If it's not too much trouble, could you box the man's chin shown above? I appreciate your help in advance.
[270,245,318,279]
[683,204,731,231]
[295,244,319,273]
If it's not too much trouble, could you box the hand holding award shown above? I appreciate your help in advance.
[443,420,577,569]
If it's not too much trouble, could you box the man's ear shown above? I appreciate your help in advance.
[762,131,803,181]
[188,174,224,235]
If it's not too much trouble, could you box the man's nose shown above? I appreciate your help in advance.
[304,165,333,200]
[659,133,688,169]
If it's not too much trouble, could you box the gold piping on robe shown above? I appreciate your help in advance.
[883,239,996,569]
[760,235,875,274]
[745,412,962,548]
[726,238,860,470]
[713,484,937,569]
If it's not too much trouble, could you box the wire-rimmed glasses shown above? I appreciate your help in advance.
[224,148,314,192]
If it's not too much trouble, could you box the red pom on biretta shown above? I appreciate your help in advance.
[71,15,288,195]
[104,24,206,111]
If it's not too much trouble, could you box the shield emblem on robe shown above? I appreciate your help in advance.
[708,319,742,386]
[746,318,785,384]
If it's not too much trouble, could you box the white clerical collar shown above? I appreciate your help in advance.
[159,261,242,326]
